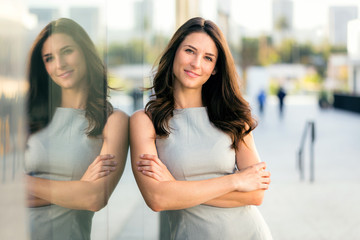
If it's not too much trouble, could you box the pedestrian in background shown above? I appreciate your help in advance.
[257,88,267,116]
[277,86,286,118]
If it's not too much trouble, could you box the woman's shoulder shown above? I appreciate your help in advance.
[103,109,129,132]
[130,109,155,132]
[109,109,129,120]
[130,109,151,122]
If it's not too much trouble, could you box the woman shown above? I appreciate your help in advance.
[130,17,272,239]
[25,18,129,240]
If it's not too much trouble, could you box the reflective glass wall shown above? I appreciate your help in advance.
[1,0,173,239]
[0,0,29,238]
[2,0,360,240]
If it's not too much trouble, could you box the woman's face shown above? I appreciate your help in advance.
[42,33,87,91]
[172,32,218,91]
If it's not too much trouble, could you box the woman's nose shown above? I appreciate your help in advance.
[55,55,66,69]
[190,55,201,68]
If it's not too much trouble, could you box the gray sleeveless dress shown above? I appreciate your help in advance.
[156,107,272,240]
[25,108,103,240]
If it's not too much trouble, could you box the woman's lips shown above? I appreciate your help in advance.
[58,70,74,78]
[184,70,200,78]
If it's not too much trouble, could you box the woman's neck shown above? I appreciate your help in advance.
[61,89,87,109]
[174,88,203,109]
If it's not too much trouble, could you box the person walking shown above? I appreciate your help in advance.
[277,86,286,117]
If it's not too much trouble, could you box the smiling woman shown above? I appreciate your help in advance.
[41,33,87,93]
[130,17,273,240]
[172,32,217,93]
[25,18,129,240]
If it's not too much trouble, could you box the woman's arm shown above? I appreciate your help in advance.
[26,153,117,208]
[26,110,129,211]
[136,127,270,208]
[203,132,270,207]
[27,195,51,208]
[130,111,269,212]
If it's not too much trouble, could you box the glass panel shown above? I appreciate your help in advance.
[0,0,29,239]
[6,1,360,240]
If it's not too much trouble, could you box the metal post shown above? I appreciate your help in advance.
[309,121,315,182]
[297,120,316,182]
[298,149,304,181]
[298,122,308,181]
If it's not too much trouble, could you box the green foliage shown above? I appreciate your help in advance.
[238,36,332,78]
[258,36,280,66]
[108,40,145,65]
[240,37,260,68]
[274,16,289,31]
[106,34,169,66]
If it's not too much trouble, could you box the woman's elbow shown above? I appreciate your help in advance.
[86,194,109,212]
[250,191,265,206]
[143,193,166,212]
[146,202,162,212]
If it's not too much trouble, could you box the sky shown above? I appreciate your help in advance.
[24,0,360,33]
[105,0,360,32]
[231,0,360,31]
[106,0,174,32]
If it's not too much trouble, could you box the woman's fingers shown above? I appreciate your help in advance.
[139,170,161,181]
[91,157,117,172]
[81,154,117,182]
[139,154,164,166]
[92,154,115,166]
[137,160,161,174]
[137,154,175,181]
[260,170,271,177]
[234,162,272,191]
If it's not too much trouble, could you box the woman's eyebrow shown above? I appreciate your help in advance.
[42,45,73,58]
[42,52,52,58]
[60,45,73,51]
[184,44,197,50]
[183,44,216,57]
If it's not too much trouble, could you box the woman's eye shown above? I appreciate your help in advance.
[44,56,53,63]
[205,56,213,62]
[63,48,73,55]
[185,49,194,54]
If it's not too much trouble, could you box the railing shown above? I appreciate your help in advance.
[297,120,316,182]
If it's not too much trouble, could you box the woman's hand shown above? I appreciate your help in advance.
[234,162,271,192]
[81,154,117,182]
[136,154,176,182]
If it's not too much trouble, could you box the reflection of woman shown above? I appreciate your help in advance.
[130,17,272,239]
[25,18,129,240]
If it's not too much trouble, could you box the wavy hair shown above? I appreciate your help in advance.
[27,18,113,137]
[145,17,257,148]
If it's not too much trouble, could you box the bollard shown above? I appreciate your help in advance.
[297,120,316,183]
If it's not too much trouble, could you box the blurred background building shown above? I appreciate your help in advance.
[329,6,358,47]
[1,0,360,239]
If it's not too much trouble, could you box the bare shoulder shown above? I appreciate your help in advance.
[130,110,152,126]
[103,109,129,134]
[130,109,155,135]
[109,109,129,123]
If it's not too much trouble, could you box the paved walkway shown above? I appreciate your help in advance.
[91,95,360,240]
[254,96,360,240]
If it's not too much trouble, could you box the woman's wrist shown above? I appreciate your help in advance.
[228,173,240,192]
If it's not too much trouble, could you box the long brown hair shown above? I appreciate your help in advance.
[27,18,113,137]
[145,17,257,148]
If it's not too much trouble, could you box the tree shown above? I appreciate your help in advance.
[240,37,259,85]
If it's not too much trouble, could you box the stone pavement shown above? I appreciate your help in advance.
[92,95,360,240]
[253,96,360,240]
